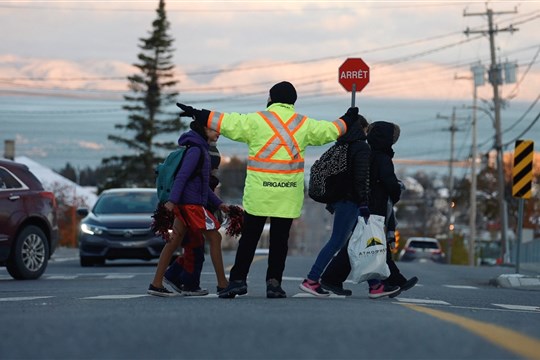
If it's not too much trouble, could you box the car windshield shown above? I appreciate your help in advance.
[409,240,439,249]
[93,192,158,215]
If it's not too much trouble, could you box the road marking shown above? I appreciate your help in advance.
[292,293,347,298]
[396,298,450,305]
[0,296,54,302]
[402,303,540,360]
[50,257,79,263]
[82,295,150,300]
[493,304,540,312]
[45,275,78,280]
[104,275,135,279]
[204,294,219,298]
[443,285,478,289]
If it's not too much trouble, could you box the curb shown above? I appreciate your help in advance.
[491,273,540,290]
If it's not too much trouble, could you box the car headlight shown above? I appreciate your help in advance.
[81,223,106,235]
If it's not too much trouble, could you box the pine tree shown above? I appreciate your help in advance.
[103,0,184,187]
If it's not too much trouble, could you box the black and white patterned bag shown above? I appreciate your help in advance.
[308,142,350,203]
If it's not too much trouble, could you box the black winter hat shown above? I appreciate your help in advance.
[269,81,297,105]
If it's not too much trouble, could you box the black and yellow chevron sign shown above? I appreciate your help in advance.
[512,140,534,199]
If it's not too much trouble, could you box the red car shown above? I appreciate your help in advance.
[0,159,59,279]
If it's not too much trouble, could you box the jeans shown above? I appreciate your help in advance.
[307,200,359,282]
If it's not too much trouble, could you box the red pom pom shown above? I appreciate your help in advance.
[225,205,244,238]
[151,202,175,242]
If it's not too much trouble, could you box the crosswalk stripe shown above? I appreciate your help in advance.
[443,285,478,289]
[104,275,135,279]
[396,298,450,305]
[0,296,54,302]
[82,295,149,300]
[492,304,540,312]
[293,293,346,298]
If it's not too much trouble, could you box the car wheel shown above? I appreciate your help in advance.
[6,225,50,280]
[80,256,105,267]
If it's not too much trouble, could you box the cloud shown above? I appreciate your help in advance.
[78,141,104,151]
[0,54,538,102]
[1,0,539,102]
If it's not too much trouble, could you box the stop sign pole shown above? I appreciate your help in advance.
[338,58,370,107]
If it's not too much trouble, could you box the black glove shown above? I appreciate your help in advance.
[341,107,359,129]
[176,102,196,118]
[176,103,210,127]
[359,205,370,224]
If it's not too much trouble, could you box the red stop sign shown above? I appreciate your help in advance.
[338,58,370,92]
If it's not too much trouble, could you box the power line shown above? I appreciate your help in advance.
[505,45,540,100]
[502,94,540,134]
[503,110,540,148]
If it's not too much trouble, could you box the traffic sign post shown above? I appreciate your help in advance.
[512,139,534,274]
[338,58,370,107]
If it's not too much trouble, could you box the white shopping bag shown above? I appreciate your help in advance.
[347,214,390,283]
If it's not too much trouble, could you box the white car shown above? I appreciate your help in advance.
[399,237,446,263]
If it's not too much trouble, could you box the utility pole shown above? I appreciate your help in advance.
[456,62,483,266]
[437,108,458,264]
[464,6,518,264]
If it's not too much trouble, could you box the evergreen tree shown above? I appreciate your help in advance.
[103,0,184,187]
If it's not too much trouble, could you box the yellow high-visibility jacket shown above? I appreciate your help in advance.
[206,103,346,218]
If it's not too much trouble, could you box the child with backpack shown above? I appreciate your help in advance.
[162,143,229,295]
[148,121,229,297]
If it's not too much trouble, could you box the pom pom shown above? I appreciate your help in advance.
[151,202,175,242]
[225,205,244,238]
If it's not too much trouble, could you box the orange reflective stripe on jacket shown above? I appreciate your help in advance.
[334,119,347,135]
[247,111,306,174]
[208,111,224,133]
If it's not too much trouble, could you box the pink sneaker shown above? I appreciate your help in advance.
[299,279,330,297]
[368,283,400,299]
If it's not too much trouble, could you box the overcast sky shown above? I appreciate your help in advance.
[1,0,539,106]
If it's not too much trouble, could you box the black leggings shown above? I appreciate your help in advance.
[229,212,293,283]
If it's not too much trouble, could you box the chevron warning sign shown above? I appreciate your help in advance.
[512,140,534,199]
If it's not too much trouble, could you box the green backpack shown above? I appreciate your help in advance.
[155,146,191,203]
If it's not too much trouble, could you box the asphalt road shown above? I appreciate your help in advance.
[1,248,539,360]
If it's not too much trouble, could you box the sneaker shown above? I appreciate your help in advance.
[368,283,400,299]
[218,280,248,299]
[181,286,209,296]
[216,286,225,294]
[388,276,419,298]
[401,276,419,292]
[320,280,352,296]
[299,279,330,297]
[147,284,175,297]
[163,275,183,294]
[266,279,287,298]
